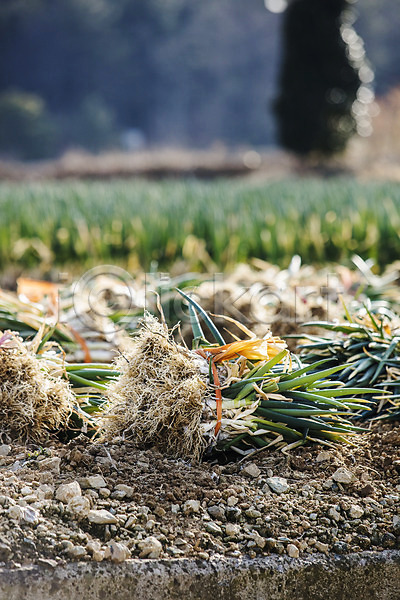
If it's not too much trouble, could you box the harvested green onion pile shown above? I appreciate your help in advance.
[297,305,400,421]
[174,291,375,456]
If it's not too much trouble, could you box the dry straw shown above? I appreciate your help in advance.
[0,331,74,442]
[99,314,208,460]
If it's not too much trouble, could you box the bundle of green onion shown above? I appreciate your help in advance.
[177,290,374,455]
[297,304,400,421]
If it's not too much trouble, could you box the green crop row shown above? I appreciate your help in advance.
[1,177,399,272]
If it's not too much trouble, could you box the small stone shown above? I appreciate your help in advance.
[328,507,341,522]
[105,542,131,563]
[87,540,101,553]
[332,542,348,554]
[349,505,364,519]
[225,523,240,537]
[67,545,87,559]
[21,486,32,496]
[99,488,111,498]
[251,533,266,549]
[22,506,40,525]
[23,494,38,504]
[393,515,400,533]
[0,444,11,457]
[171,504,180,514]
[125,515,137,529]
[154,506,166,518]
[61,540,74,551]
[87,541,105,562]
[287,544,299,558]
[266,477,289,494]
[37,484,54,500]
[37,558,58,569]
[174,538,186,546]
[206,521,223,535]
[79,475,107,489]
[245,507,262,519]
[316,451,331,463]
[7,505,23,521]
[183,500,201,514]
[38,457,61,474]
[242,463,261,479]
[226,507,242,522]
[332,467,355,484]
[138,536,162,559]
[227,496,238,507]
[67,496,91,520]
[315,541,329,554]
[0,543,12,561]
[113,484,134,498]
[56,481,81,504]
[323,479,334,490]
[359,484,375,498]
[145,520,155,530]
[207,505,225,520]
[87,509,118,525]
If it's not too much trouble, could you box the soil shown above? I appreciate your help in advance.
[0,421,398,567]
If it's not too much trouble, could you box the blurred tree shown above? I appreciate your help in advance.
[0,0,394,156]
[274,0,373,156]
[0,89,57,159]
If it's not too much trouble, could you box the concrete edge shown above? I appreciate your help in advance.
[1,550,400,600]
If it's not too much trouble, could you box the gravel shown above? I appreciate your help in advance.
[0,421,398,568]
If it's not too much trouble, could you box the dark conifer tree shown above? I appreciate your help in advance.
[274,0,372,156]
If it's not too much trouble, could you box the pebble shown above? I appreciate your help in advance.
[206,521,223,535]
[332,468,355,485]
[37,484,54,500]
[287,544,299,558]
[67,496,91,520]
[0,445,11,457]
[67,545,87,559]
[105,542,131,563]
[207,505,225,520]
[55,481,82,503]
[37,558,58,569]
[316,451,331,463]
[225,523,240,537]
[7,505,23,521]
[328,507,341,522]
[113,484,134,499]
[22,506,40,525]
[38,457,61,474]
[138,536,163,559]
[79,475,107,489]
[242,463,261,479]
[225,506,242,522]
[183,500,201,514]
[0,543,12,561]
[266,477,289,494]
[245,507,262,519]
[393,515,400,533]
[349,505,364,519]
[315,541,330,554]
[87,509,118,525]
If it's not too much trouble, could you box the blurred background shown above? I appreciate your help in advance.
[0,0,399,173]
[1,0,400,287]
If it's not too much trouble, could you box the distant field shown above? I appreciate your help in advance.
[1,178,399,273]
